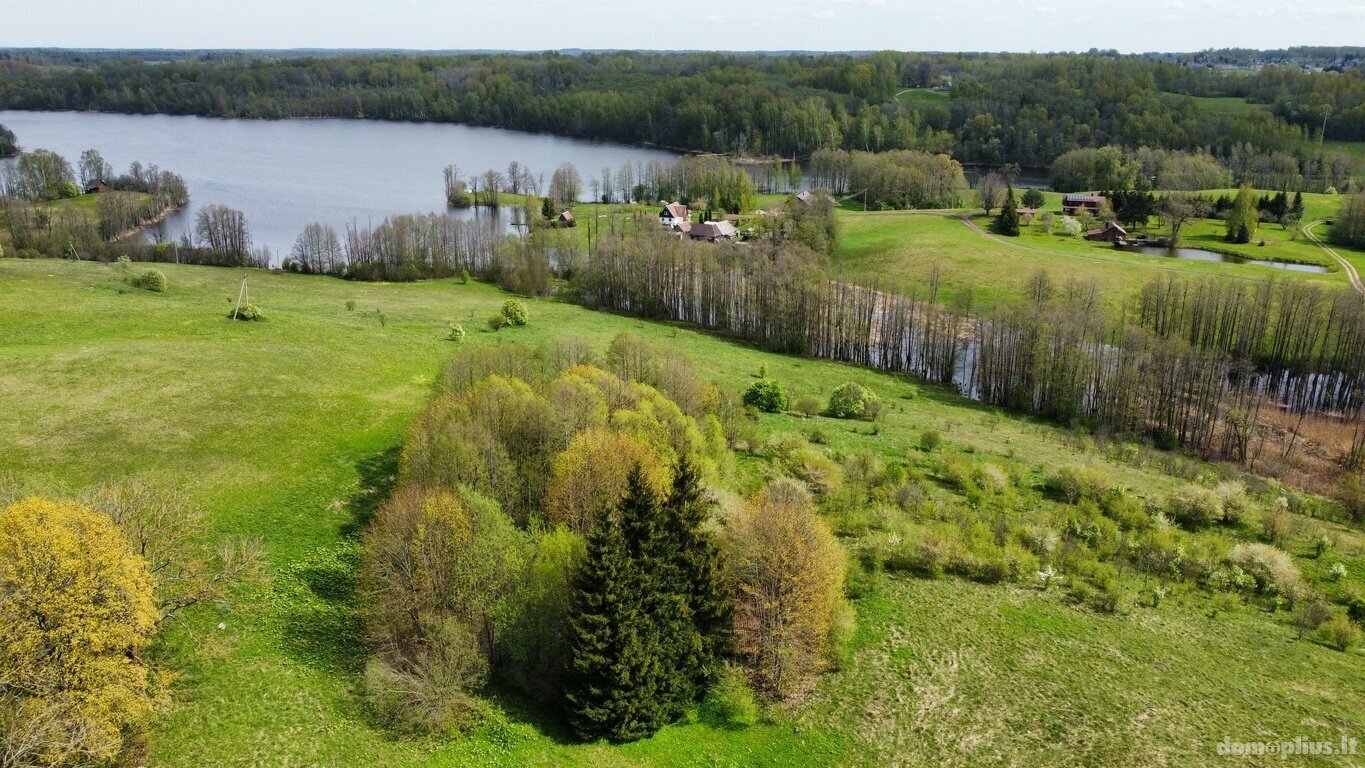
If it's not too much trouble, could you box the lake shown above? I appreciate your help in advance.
[0,111,677,261]
[1120,244,1331,274]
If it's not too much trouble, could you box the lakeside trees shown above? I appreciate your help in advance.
[1333,194,1365,248]
[0,123,16,157]
[0,50,1348,173]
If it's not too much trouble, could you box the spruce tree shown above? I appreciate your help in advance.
[1292,191,1305,219]
[564,467,670,742]
[996,185,1021,236]
[541,195,554,221]
[660,455,732,700]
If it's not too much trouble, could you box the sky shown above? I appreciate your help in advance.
[4,0,1364,53]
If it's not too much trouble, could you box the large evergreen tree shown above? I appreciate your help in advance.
[564,467,669,742]
[995,185,1021,236]
[658,456,732,705]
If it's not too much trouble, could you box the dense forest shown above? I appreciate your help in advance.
[2,49,1362,167]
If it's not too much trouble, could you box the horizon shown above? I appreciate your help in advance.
[7,0,1364,55]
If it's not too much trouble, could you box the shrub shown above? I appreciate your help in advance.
[794,395,822,417]
[488,313,507,330]
[345,299,356,311]
[1327,562,1348,582]
[1047,464,1113,504]
[1318,617,1362,652]
[228,303,265,321]
[446,322,466,343]
[699,664,760,729]
[1229,543,1304,602]
[501,299,529,326]
[132,268,166,292]
[1294,600,1334,639]
[743,379,788,413]
[362,625,487,734]
[459,268,470,284]
[919,430,942,452]
[1166,484,1223,529]
[827,381,880,420]
[1348,595,1365,626]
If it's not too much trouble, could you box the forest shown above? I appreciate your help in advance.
[2,49,1361,167]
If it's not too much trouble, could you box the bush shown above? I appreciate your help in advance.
[1047,464,1112,504]
[827,381,880,420]
[228,303,265,321]
[1318,617,1362,652]
[488,313,507,331]
[501,299,529,326]
[743,379,788,413]
[919,430,942,452]
[132,268,166,292]
[699,664,760,729]
[446,322,466,343]
[794,395,822,417]
[1294,600,1334,639]
[1166,484,1223,529]
[1229,543,1304,602]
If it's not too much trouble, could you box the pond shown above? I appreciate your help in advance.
[1120,244,1330,274]
[0,110,677,261]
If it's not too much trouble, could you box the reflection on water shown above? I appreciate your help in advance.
[1120,244,1330,274]
[0,110,677,263]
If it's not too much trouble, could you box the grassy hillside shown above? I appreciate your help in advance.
[1,258,1362,767]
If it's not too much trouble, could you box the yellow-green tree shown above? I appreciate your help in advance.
[1225,185,1259,244]
[0,497,158,766]
[726,479,847,699]
[544,428,671,533]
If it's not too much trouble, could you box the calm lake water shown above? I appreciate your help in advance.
[1121,244,1331,274]
[0,110,676,261]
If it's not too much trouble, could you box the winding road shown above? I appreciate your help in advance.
[1304,220,1364,296]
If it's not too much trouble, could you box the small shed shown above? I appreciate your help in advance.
[556,210,576,227]
[1085,222,1128,242]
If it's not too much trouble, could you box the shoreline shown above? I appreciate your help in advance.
[108,201,186,243]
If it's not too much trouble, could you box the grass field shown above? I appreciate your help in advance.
[2,257,1363,767]
[894,88,950,105]
[832,190,1365,310]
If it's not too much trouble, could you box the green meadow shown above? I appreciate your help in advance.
[2,257,1362,767]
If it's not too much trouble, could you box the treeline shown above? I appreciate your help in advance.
[361,340,851,738]
[1049,144,1354,194]
[569,228,1365,468]
[0,50,1340,167]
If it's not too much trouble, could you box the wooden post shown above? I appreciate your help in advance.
[232,276,248,320]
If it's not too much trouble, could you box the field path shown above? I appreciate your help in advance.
[1304,220,1363,296]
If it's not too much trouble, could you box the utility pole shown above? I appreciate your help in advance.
[1320,105,1332,147]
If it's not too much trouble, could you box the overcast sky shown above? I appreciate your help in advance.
[6,0,1363,53]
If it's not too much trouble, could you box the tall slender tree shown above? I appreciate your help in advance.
[995,185,1020,236]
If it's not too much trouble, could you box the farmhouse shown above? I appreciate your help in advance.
[659,202,689,229]
[1062,194,1107,216]
[687,220,738,242]
[84,180,109,194]
[1085,222,1128,242]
